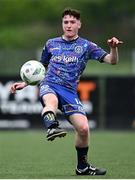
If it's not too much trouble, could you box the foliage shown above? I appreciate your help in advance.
[0,0,134,49]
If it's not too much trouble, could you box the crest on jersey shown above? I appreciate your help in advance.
[75,46,83,54]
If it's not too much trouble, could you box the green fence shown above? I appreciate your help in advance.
[0,49,133,76]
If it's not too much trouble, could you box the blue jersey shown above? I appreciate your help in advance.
[40,37,107,90]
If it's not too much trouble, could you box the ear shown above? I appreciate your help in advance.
[78,21,82,29]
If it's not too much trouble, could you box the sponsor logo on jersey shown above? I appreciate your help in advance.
[63,56,78,63]
[51,55,78,63]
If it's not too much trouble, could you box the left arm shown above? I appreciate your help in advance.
[103,37,123,65]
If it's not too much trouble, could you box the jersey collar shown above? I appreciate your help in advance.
[61,35,79,42]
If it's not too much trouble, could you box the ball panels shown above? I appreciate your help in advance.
[20,60,45,85]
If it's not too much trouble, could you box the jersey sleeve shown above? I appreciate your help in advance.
[88,42,108,62]
[40,40,52,66]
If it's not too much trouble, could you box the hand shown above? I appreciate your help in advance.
[10,82,27,94]
[107,37,123,48]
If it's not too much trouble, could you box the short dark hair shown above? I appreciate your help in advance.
[62,8,81,20]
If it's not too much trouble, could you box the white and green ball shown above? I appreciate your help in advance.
[20,60,45,85]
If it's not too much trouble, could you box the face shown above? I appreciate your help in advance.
[62,15,81,40]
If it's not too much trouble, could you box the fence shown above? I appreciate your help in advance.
[0,49,133,76]
[0,76,135,130]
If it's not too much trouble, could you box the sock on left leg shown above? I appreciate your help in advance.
[76,146,89,169]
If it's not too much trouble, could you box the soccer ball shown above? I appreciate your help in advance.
[20,60,45,85]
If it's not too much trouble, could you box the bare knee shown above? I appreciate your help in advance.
[78,124,89,137]
[69,114,90,137]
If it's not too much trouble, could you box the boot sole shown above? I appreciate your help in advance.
[47,131,67,141]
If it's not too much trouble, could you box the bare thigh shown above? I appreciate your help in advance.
[42,93,58,114]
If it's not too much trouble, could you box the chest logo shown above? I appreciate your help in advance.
[75,46,83,54]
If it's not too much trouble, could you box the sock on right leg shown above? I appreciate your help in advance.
[42,111,59,129]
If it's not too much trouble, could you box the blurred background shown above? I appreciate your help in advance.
[0,0,135,130]
[0,0,135,178]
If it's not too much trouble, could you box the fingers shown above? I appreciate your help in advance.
[10,85,17,94]
[10,83,20,94]
[107,37,123,48]
[10,82,27,93]
[118,41,123,44]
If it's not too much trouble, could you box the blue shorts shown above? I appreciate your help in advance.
[39,82,86,116]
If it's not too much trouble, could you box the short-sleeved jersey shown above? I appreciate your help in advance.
[40,37,107,91]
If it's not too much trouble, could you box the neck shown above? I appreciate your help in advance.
[62,35,79,41]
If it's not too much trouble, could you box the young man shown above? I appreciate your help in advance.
[11,8,123,176]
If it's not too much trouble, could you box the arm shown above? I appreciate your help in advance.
[40,40,52,68]
[10,81,28,94]
[103,37,123,65]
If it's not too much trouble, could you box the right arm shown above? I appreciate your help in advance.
[10,81,28,94]
[40,40,52,69]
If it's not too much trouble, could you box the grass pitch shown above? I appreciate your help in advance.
[0,130,135,179]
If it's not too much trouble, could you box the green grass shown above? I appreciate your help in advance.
[84,58,133,76]
[0,130,135,179]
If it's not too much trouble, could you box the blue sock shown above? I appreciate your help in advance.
[76,146,89,169]
[42,111,59,129]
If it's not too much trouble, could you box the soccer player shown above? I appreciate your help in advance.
[10,8,123,176]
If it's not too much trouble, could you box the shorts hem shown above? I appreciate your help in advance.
[39,92,57,107]
[65,111,86,116]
